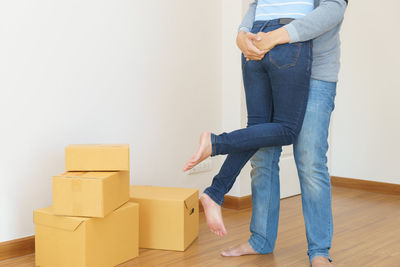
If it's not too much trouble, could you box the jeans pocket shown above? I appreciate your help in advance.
[268,43,302,69]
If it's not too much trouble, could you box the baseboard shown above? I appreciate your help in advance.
[331,176,400,195]
[199,194,252,212]
[0,236,35,261]
[223,195,252,210]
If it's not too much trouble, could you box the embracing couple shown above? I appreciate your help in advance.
[183,0,348,266]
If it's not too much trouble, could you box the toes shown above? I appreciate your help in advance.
[222,228,227,236]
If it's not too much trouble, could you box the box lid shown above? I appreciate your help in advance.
[54,171,118,180]
[66,144,129,149]
[34,207,89,232]
[130,185,198,201]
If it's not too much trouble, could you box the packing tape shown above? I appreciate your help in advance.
[72,180,82,215]
[72,201,82,215]
[71,179,81,192]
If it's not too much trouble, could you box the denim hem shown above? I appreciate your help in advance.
[210,133,217,156]
[309,253,333,265]
[203,188,223,206]
[248,238,271,255]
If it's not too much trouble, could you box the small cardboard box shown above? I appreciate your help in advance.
[34,202,139,267]
[53,171,129,217]
[65,144,129,171]
[129,185,199,251]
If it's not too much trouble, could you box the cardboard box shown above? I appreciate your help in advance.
[129,185,199,251]
[34,202,139,267]
[65,144,129,171]
[53,171,129,217]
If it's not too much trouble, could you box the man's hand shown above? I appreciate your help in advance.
[236,31,268,61]
[254,27,291,51]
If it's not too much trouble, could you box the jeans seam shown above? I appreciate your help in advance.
[328,182,332,250]
[260,148,277,252]
[307,41,313,73]
[224,150,257,193]
[292,78,311,135]
[269,43,302,69]
[216,134,297,151]
[242,54,248,71]
[211,133,217,156]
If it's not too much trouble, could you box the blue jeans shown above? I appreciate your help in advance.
[248,79,336,265]
[204,19,312,206]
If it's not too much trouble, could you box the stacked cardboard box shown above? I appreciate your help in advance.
[34,144,139,267]
[34,144,200,266]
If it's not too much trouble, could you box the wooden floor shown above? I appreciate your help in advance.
[1,186,399,267]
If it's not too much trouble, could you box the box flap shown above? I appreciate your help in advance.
[54,171,118,180]
[130,185,198,201]
[34,207,88,232]
[66,144,129,148]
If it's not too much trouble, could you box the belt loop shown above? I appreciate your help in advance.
[259,20,269,32]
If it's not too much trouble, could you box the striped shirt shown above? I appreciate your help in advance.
[255,0,314,21]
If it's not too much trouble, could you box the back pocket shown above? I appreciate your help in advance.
[268,43,302,69]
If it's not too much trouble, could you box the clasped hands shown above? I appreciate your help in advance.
[236,27,290,61]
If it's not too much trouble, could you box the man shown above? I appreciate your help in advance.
[221,1,348,266]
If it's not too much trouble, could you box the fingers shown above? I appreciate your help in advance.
[244,48,269,61]
[244,55,265,61]
[255,32,264,41]
[246,48,268,59]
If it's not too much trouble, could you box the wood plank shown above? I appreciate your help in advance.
[0,236,34,262]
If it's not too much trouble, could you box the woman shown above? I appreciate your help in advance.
[183,1,314,236]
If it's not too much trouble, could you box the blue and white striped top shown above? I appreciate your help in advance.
[255,0,314,21]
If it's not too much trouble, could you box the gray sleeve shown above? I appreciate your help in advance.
[238,0,258,33]
[283,0,347,43]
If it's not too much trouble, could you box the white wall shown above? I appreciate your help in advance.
[331,0,400,184]
[219,0,246,197]
[0,0,222,242]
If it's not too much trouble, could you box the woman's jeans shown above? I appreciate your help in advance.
[248,79,337,264]
[204,19,312,206]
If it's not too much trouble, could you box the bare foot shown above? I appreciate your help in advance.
[220,242,258,257]
[311,256,333,267]
[200,193,227,237]
[183,132,212,172]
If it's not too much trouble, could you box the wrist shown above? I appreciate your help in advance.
[238,30,247,37]
[271,27,290,45]
[237,31,246,46]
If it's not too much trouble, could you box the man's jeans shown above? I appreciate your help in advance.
[248,79,336,264]
[204,19,312,206]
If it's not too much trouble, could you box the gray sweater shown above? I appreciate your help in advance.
[239,0,347,82]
